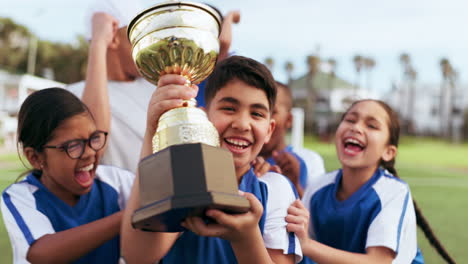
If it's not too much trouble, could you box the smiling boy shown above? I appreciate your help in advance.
[122,56,301,264]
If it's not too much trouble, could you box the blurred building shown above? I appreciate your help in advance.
[383,81,467,140]
[289,70,379,136]
[0,70,64,149]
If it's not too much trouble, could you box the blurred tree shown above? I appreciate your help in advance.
[328,58,336,77]
[264,57,274,71]
[305,55,320,133]
[306,55,320,94]
[463,109,468,142]
[352,55,363,91]
[0,17,88,84]
[285,61,294,84]
[406,65,417,134]
[439,58,457,139]
[398,53,417,134]
[0,17,31,73]
[363,57,375,91]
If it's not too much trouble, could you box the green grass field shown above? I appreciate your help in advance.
[0,137,467,263]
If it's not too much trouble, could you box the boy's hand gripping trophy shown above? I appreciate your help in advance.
[127,1,249,232]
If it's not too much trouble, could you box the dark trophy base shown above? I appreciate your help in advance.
[132,143,250,232]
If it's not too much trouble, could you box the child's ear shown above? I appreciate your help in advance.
[285,112,293,130]
[264,119,276,144]
[24,147,44,170]
[382,145,397,162]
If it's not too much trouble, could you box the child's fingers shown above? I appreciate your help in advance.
[288,204,310,219]
[205,209,237,227]
[285,214,306,225]
[242,192,264,217]
[252,156,267,176]
[155,85,197,101]
[286,223,306,234]
[182,216,226,237]
[271,165,282,174]
[149,99,184,113]
[273,152,289,168]
[288,199,305,209]
[158,74,189,87]
[287,205,308,217]
[255,162,270,177]
[293,199,307,210]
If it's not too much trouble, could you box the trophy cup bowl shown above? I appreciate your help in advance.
[127,1,250,232]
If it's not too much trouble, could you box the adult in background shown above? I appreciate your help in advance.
[68,0,153,173]
[69,0,240,173]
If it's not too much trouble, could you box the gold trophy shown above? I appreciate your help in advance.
[128,1,249,232]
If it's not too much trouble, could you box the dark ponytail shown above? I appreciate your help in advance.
[346,100,456,264]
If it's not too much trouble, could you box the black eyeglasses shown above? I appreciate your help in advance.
[43,130,108,159]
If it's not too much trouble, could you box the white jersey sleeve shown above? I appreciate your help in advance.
[67,79,155,173]
[259,172,302,263]
[1,183,55,264]
[292,146,326,188]
[366,175,418,263]
[95,165,135,209]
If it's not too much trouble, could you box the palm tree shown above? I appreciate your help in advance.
[439,58,450,138]
[363,57,376,91]
[439,58,457,139]
[399,53,410,74]
[264,57,274,71]
[327,58,337,90]
[285,61,294,84]
[398,53,413,129]
[305,55,320,132]
[352,55,363,91]
[306,55,320,94]
[406,65,417,134]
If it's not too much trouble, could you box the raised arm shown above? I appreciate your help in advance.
[121,74,198,263]
[27,211,123,263]
[81,13,117,134]
[218,10,240,62]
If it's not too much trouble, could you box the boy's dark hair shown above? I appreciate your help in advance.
[205,56,276,111]
[343,99,456,264]
[16,88,92,179]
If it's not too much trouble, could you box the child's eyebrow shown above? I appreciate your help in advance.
[365,116,384,125]
[251,103,269,112]
[218,97,240,105]
[348,111,384,125]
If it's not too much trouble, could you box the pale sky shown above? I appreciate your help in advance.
[2,0,468,95]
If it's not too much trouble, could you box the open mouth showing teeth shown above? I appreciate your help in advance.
[77,164,94,172]
[224,138,251,150]
[344,138,365,152]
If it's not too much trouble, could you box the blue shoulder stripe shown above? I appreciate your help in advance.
[396,191,410,252]
[2,190,35,245]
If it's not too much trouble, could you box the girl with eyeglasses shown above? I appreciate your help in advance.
[1,88,135,263]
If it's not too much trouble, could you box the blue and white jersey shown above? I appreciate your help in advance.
[302,167,422,264]
[266,145,325,190]
[162,168,302,263]
[1,165,135,264]
[291,146,325,189]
